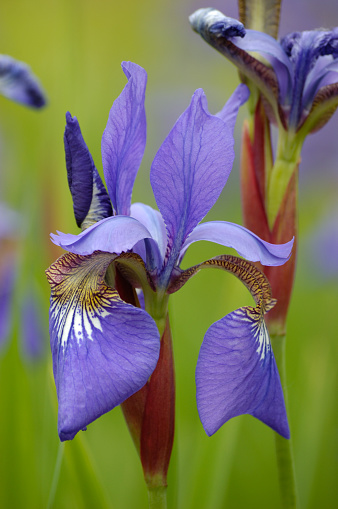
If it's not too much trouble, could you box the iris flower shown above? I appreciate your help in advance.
[47,62,293,441]
[190,8,338,136]
[0,54,46,108]
[0,55,46,350]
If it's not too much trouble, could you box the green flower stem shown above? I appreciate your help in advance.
[147,486,167,509]
[266,130,302,229]
[271,333,298,509]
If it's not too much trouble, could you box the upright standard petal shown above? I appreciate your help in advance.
[151,89,234,275]
[46,251,160,441]
[0,55,46,108]
[102,62,147,216]
[179,221,293,266]
[50,215,153,256]
[216,83,250,131]
[64,112,112,228]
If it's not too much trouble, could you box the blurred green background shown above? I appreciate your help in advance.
[0,0,337,507]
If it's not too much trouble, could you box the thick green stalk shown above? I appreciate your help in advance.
[271,333,298,509]
[266,130,302,230]
[147,486,167,509]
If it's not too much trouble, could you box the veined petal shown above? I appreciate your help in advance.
[50,215,153,256]
[196,307,289,438]
[179,221,293,266]
[130,202,167,265]
[64,112,112,228]
[46,251,160,441]
[0,54,46,108]
[151,88,234,270]
[102,62,147,216]
[216,83,250,131]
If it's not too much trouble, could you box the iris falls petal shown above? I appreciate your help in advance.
[179,221,293,266]
[102,62,147,216]
[196,307,289,438]
[50,215,153,256]
[168,255,289,438]
[46,251,160,441]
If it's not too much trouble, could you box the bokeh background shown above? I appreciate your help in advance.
[0,0,337,508]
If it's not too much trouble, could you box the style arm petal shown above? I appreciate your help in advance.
[179,220,293,267]
[50,215,154,256]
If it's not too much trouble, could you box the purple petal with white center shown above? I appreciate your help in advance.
[151,89,234,263]
[179,221,293,266]
[64,112,112,228]
[196,307,289,438]
[216,83,250,132]
[46,251,160,441]
[0,54,46,108]
[102,62,147,216]
[50,215,153,256]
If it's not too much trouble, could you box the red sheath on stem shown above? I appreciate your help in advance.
[115,269,175,486]
[140,315,175,488]
[240,102,297,334]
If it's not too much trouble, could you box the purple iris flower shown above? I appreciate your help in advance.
[0,54,46,108]
[0,55,46,351]
[190,8,338,134]
[47,62,293,441]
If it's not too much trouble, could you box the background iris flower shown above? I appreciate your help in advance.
[190,9,338,135]
[47,61,293,443]
[190,8,338,226]
[0,54,46,352]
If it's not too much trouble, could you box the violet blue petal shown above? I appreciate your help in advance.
[21,287,45,360]
[102,62,147,216]
[151,89,234,264]
[46,251,160,441]
[130,202,167,263]
[189,9,283,109]
[0,203,21,238]
[227,29,293,105]
[64,112,112,228]
[50,215,153,256]
[0,54,46,108]
[216,84,250,132]
[303,58,338,110]
[281,29,338,127]
[0,263,15,351]
[180,221,293,266]
[196,308,289,438]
